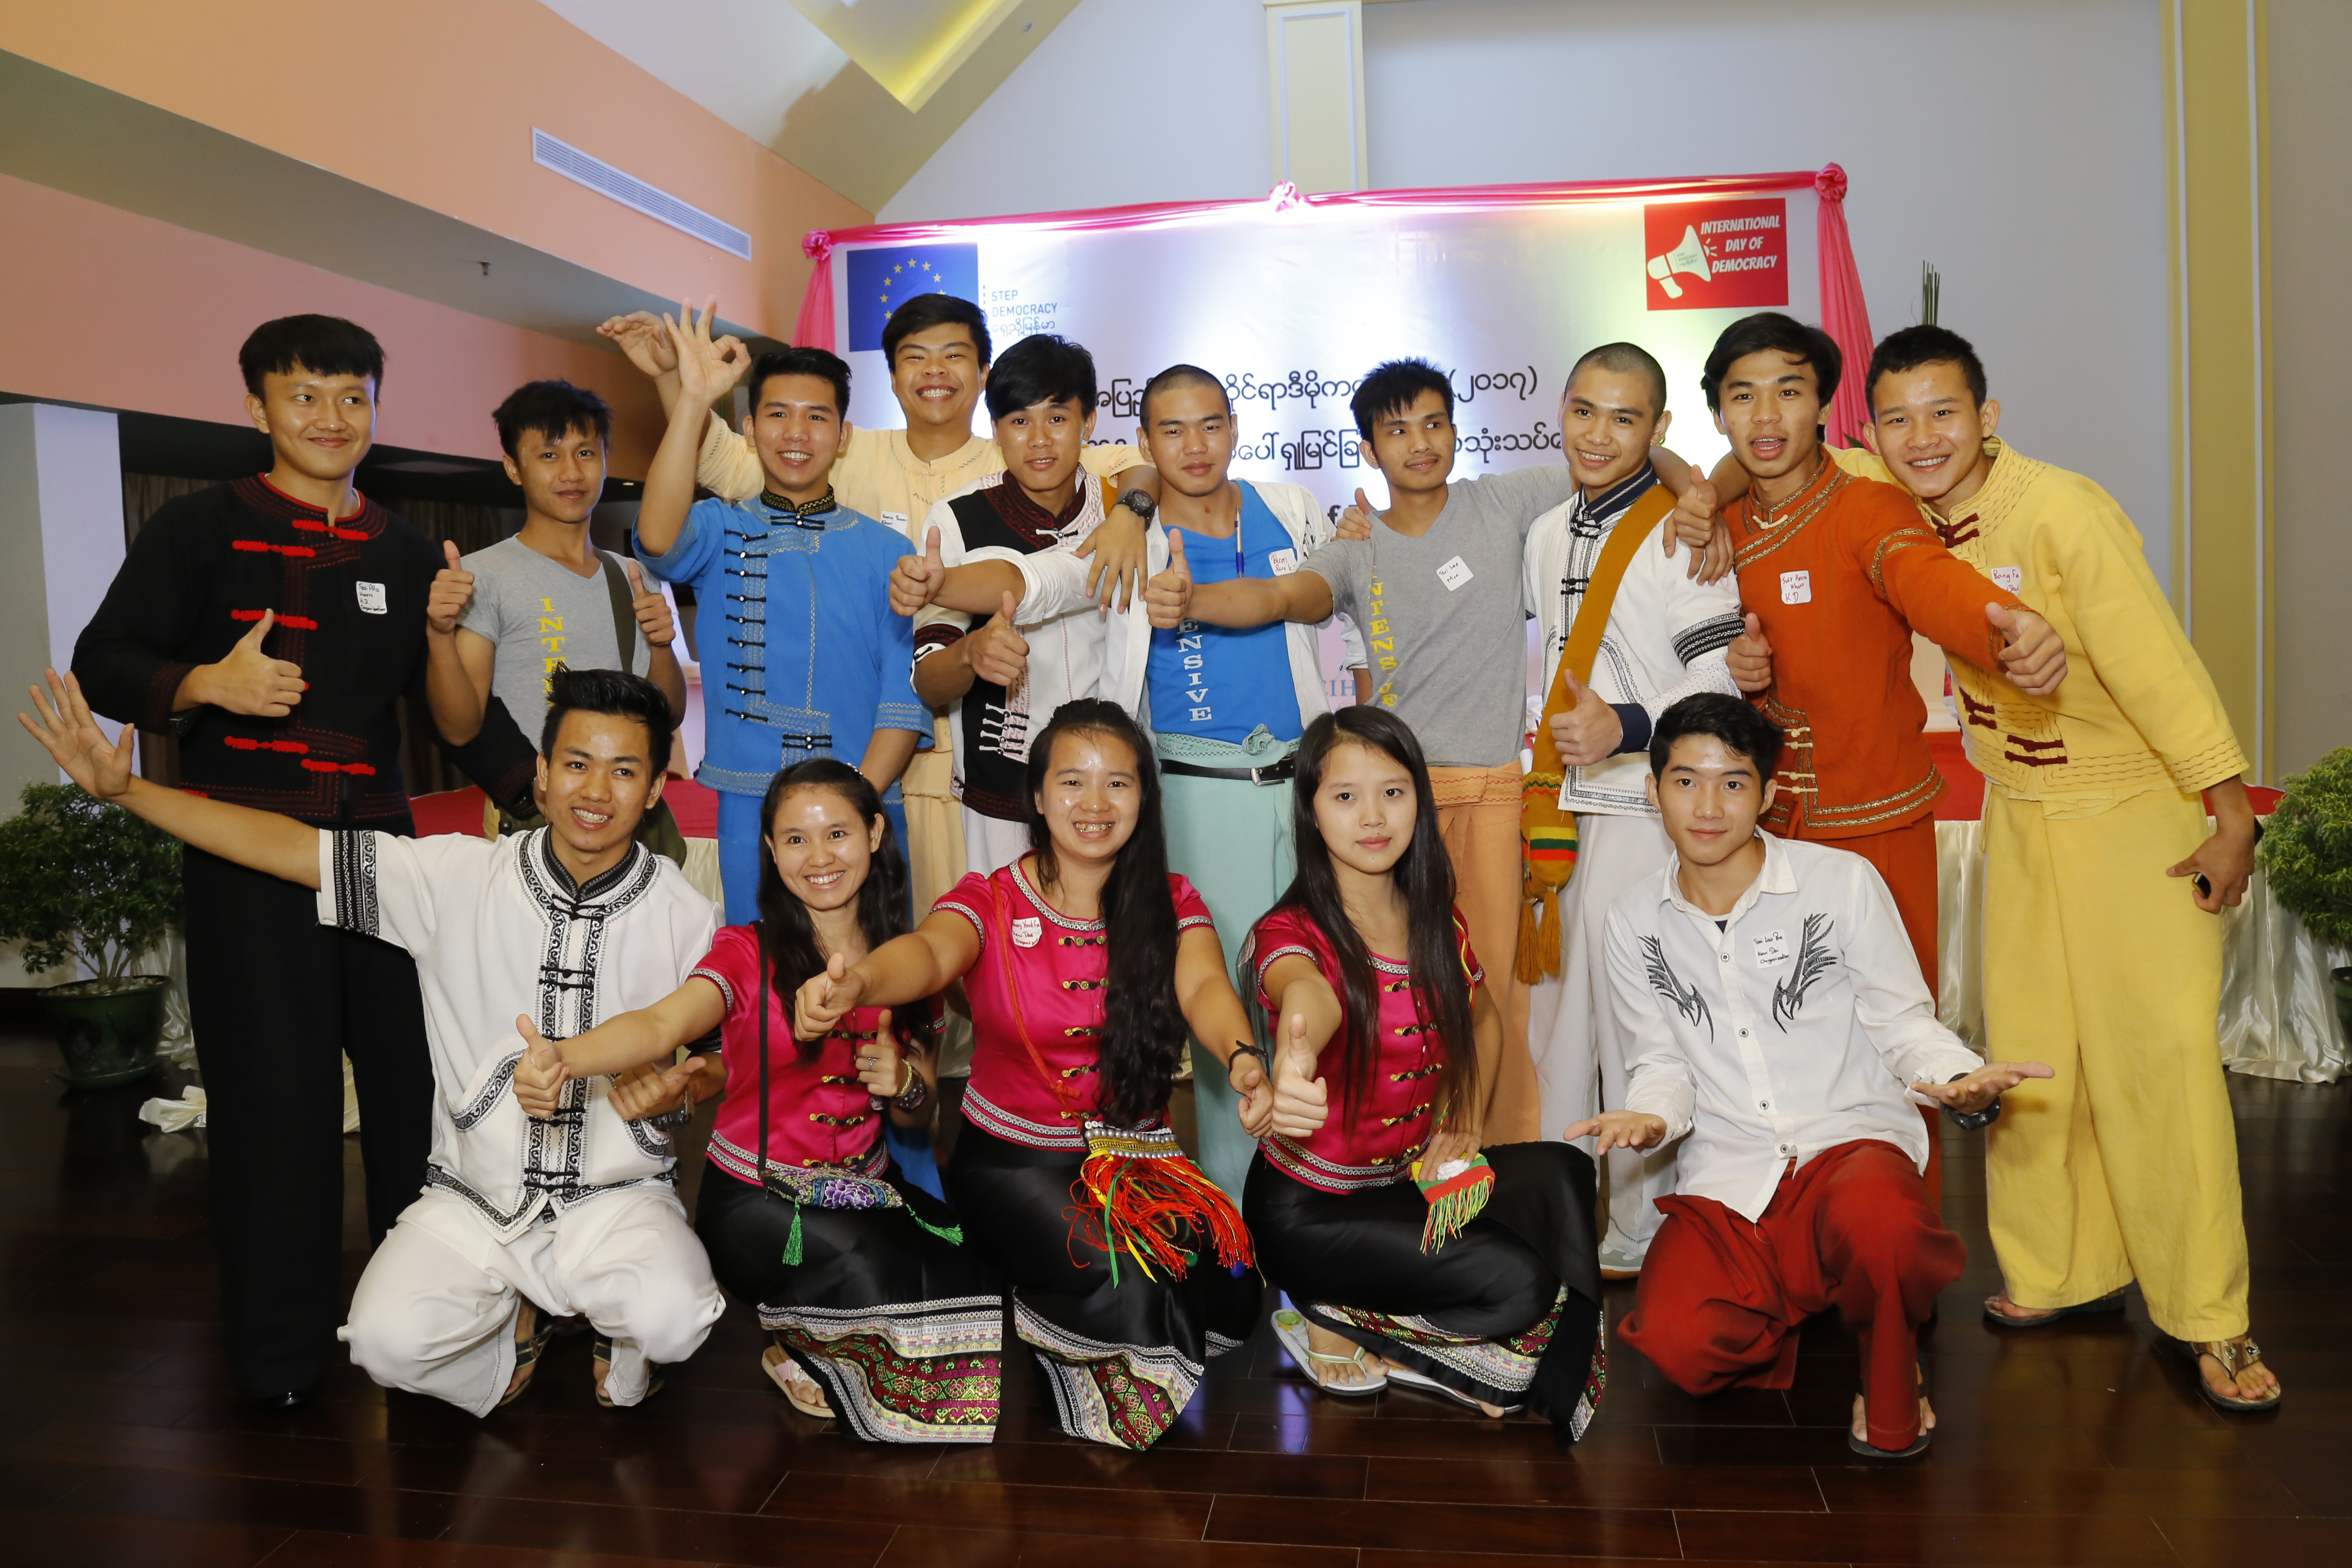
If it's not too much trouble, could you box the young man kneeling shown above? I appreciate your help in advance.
[23,666,724,1417]
[1571,694,2048,1457]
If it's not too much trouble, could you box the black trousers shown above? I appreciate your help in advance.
[182,846,434,1397]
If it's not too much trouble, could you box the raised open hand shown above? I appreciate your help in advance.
[1727,612,1773,693]
[510,1015,570,1120]
[19,669,136,801]
[966,592,1030,688]
[1987,603,2067,696]
[890,526,948,617]
[1142,529,1194,630]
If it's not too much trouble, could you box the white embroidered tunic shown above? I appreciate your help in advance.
[316,827,720,1237]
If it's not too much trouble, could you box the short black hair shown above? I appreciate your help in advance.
[492,381,612,460]
[1350,358,1454,439]
[1867,324,1988,409]
[1567,342,1669,417]
[541,665,674,778]
[882,293,992,367]
[1139,363,1232,424]
[985,334,1097,422]
[1700,312,1841,415]
[749,346,851,417]
[239,315,384,397]
[1649,693,1784,782]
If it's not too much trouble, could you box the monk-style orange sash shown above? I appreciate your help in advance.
[1518,484,1677,984]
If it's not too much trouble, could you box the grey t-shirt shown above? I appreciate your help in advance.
[457,535,648,736]
[1301,464,1578,767]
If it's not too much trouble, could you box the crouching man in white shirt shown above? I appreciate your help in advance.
[1567,694,2048,1459]
[23,665,724,1417]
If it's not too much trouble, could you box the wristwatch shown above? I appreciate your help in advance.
[1942,1071,2000,1131]
[647,1104,693,1132]
[1117,487,1157,524]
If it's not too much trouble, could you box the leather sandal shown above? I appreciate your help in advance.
[764,1344,834,1419]
[1981,1289,2125,1329]
[1847,1360,1933,1459]
[2177,1335,2282,1412]
[1271,1309,1387,1397]
[592,1335,665,1409]
[498,1302,555,1409]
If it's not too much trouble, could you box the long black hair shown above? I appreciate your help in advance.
[754,759,911,1061]
[1023,699,1185,1128]
[1270,707,1481,1129]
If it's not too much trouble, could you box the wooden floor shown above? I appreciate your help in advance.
[3,1022,2347,1568]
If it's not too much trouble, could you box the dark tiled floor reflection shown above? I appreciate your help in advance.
[0,1022,2344,1566]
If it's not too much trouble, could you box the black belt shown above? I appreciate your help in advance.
[1160,755,1295,785]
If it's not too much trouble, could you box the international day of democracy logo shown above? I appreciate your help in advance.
[1642,199,1788,311]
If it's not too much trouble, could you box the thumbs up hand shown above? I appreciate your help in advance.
[1269,1009,1332,1140]
[1334,486,1378,541]
[966,590,1031,688]
[191,608,307,717]
[606,1054,715,1123]
[1727,611,1774,693]
[794,951,866,1043]
[626,559,676,649]
[1230,1039,1276,1140]
[1143,529,1195,630]
[1665,477,1735,584]
[890,526,949,617]
[511,1015,571,1120]
[426,541,475,639]
[1548,666,1626,768]
[1987,602,2067,696]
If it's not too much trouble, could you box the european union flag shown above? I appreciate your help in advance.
[843,243,980,353]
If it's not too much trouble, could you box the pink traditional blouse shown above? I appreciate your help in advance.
[1242,905,1483,1194]
[935,860,1215,1150]
[691,925,943,1187]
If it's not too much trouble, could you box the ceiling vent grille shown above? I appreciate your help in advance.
[532,129,752,261]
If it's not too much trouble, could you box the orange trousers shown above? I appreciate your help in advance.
[1429,764,1537,1143]
[1804,817,1943,1207]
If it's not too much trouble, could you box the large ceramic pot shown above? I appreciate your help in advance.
[38,975,169,1088]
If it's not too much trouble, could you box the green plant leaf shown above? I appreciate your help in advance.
[2259,747,2352,950]
[0,781,183,982]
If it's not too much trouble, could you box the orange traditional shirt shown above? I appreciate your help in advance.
[1727,456,2021,841]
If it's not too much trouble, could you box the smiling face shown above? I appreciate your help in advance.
[764,784,881,917]
[1866,359,2001,512]
[502,423,606,526]
[750,372,850,502]
[891,321,986,435]
[1559,365,1669,494]
[992,396,1095,512]
[1033,727,1142,870]
[1714,349,1824,483]
[1139,379,1237,500]
[1311,739,1418,880]
[1646,733,1774,870]
[536,708,662,860]
[1364,386,1457,499]
[246,365,376,484]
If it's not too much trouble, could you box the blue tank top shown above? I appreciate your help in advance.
[1146,483,1304,745]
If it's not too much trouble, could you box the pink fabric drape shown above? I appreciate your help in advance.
[790,166,1872,378]
[1812,164,1875,449]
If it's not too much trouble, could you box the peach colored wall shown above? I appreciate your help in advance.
[0,0,869,339]
[0,172,666,473]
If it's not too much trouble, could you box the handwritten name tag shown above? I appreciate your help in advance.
[1991,565,2023,593]
[1779,571,1811,605]
[1435,555,1474,592]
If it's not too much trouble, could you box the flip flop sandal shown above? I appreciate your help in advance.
[763,1344,835,1419]
[1270,1309,1388,1397]
[1982,1289,2126,1329]
[1383,1363,1521,1416]
[2176,1336,2283,1413]
[592,1335,665,1409]
[497,1304,557,1409]
[1846,1361,1933,1459]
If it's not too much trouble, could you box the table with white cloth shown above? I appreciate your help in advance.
[1935,818,2350,1083]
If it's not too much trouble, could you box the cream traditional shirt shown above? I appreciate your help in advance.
[1829,441,2245,817]
[1608,832,1979,1221]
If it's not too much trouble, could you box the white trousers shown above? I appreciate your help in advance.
[340,1185,723,1418]
[961,807,1031,878]
[1528,811,1679,1256]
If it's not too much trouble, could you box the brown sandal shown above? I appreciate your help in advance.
[498,1303,555,1409]
[2177,1335,2281,1412]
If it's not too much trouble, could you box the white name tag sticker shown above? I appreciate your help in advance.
[355,581,387,615]
[1779,570,1811,605]
[1435,555,1474,592]
[881,511,909,530]
[1010,917,1042,949]
[1753,929,1792,968]
[1267,548,1299,576]
[1991,565,2024,593]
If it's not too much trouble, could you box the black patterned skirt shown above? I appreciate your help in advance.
[696,1157,1003,1443]
[946,1122,1262,1449]
[1245,1140,1607,1443]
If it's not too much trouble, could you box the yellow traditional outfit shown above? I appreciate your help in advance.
[1834,439,2250,1341]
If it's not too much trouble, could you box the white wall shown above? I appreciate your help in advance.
[885,0,2173,578]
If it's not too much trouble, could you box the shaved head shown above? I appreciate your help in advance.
[1568,341,1668,416]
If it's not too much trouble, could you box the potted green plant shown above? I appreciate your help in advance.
[2257,746,2352,1043]
[0,781,183,1086]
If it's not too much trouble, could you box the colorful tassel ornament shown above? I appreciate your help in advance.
[1075,1121,1254,1286]
[1413,1152,1495,1254]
